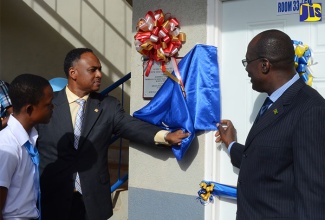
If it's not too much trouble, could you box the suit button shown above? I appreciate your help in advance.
[243,154,247,158]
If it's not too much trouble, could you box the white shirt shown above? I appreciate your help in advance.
[0,115,39,219]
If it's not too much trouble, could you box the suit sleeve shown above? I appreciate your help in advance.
[292,105,325,219]
[110,97,161,146]
[230,142,245,169]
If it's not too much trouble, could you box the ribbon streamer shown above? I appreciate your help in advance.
[197,181,237,205]
[135,9,186,77]
[292,40,315,86]
[160,58,186,98]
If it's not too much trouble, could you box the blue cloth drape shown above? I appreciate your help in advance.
[133,44,220,160]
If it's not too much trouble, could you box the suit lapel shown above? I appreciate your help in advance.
[245,79,306,149]
[245,101,285,146]
[79,93,103,146]
[53,89,74,144]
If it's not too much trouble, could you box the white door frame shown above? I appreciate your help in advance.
[205,0,224,219]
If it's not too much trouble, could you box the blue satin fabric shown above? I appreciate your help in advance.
[133,44,220,160]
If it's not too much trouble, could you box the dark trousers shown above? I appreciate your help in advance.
[69,191,89,220]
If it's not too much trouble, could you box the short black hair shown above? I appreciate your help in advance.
[9,73,50,113]
[254,29,294,67]
[63,48,93,77]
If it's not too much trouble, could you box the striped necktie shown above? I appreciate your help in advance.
[74,99,86,193]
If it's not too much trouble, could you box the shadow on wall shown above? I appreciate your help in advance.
[0,0,72,82]
[131,134,199,171]
[0,0,131,99]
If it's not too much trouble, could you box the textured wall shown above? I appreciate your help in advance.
[0,0,70,82]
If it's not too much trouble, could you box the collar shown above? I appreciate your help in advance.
[65,86,89,104]
[269,73,300,102]
[7,115,38,147]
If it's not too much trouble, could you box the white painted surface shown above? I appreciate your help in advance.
[205,1,222,219]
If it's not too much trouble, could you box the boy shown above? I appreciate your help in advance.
[0,74,53,220]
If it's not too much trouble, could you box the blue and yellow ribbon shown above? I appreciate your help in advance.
[197,181,237,205]
[293,40,313,86]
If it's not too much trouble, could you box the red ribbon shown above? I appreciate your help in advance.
[134,9,186,76]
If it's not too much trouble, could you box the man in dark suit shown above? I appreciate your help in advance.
[215,29,325,219]
[37,48,189,220]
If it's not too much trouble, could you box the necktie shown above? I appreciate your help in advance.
[255,97,273,122]
[74,99,86,194]
[24,141,41,219]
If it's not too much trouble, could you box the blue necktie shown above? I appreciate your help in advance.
[255,97,273,122]
[74,99,85,193]
[24,141,41,219]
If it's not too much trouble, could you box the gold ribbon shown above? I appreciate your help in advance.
[134,9,186,76]
[199,182,215,201]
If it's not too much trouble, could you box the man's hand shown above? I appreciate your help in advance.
[215,119,237,148]
[165,130,190,145]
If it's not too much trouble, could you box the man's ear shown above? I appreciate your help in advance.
[26,104,34,116]
[261,59,270,74]
[69,67,77,80]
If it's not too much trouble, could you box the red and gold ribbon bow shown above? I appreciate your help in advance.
[134,9,186,79]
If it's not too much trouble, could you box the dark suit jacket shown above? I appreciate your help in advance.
[37,89,161,220]
[230,79,325,220]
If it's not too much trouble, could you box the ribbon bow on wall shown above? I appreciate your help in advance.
[134,9,186,78]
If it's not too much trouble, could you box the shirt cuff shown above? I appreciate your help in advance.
[154,130,171,145]
[228,141,236,154]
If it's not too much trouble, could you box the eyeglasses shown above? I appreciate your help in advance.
[242,57,263,67]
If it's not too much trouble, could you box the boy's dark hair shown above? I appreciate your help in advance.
[9,73,50,113]
[63,48,93,77]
